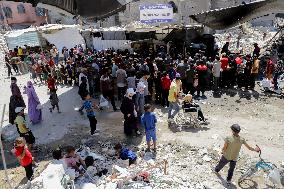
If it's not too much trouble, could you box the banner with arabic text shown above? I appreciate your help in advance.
[139,4,173,24]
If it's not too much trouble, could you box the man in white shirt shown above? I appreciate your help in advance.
[212,56,221,90]
[116,65,127,100]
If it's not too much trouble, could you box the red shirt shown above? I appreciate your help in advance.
[220,57,229,70]
[14,146,33,167]
[47,78,56,90]
[48,59,55,68]
[235,57,243,65]
[161,76,171,90]
[266,60,274,74]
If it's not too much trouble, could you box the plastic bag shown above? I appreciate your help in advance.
[99,95,109,108]
[268,169,282,187]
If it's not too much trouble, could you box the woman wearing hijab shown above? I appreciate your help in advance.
[9,77,26,124]
[24,81,42,124]
[120,88,140,136]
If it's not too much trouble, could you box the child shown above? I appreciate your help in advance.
[114,143,137,166]
[49,89,60,113]
[14,107,35,150]
[141,104,157,152]
[52,148,67,169]
[84,156,108,178]
[64,146,85,173]
[11,137,34,180]
[81,93,99,135]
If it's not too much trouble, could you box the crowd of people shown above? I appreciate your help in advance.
[4,40,284,184]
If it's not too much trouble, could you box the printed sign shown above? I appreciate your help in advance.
[139,4,173,23]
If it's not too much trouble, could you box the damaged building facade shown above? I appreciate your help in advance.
[101,0,259,27]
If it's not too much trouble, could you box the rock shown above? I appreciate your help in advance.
[202,155,212,162]
[197,160,203,165]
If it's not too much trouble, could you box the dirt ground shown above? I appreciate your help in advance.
[0,81,284,188]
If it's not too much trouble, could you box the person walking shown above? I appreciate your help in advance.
[100,69,117,111]
[49,89,61,113]
[81,94,99,135]
[9,77,26,124]
[214,124,260,185]
[168,74,182,120]
[11,137,34,180]
[24,81,42,124]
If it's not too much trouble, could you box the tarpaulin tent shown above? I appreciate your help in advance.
[190,0,284,30]
[41,27,85,52]
[4,28,41,49]
[92,38,131,51]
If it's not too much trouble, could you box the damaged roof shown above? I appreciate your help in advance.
[190,0,284,30]
[38,0,126,18]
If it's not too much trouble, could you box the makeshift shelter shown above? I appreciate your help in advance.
[4,24,86,53]
[86,27,131,50]
[4,28,42,49]
[190,0,284,30]
[40,26,85,52]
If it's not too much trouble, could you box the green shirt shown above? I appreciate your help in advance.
[14,115,29,134]
[223,135,246,161]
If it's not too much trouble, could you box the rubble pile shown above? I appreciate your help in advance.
[215,23,277,54]
[21,141,231,189]
[77,143,223,189]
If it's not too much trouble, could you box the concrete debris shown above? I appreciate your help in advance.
[19,143,230,189]
[18,140,284,189]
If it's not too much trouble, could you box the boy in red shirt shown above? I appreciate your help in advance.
[161,72,171,107]
[12,137,34,180]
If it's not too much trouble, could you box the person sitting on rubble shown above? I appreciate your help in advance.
[64,146,86,173]
[84,156,108,179]
[114,143,137,166]
[183,94,207,123]
[52,148,67,169]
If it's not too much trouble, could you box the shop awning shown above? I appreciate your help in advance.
[190,0,284,30]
